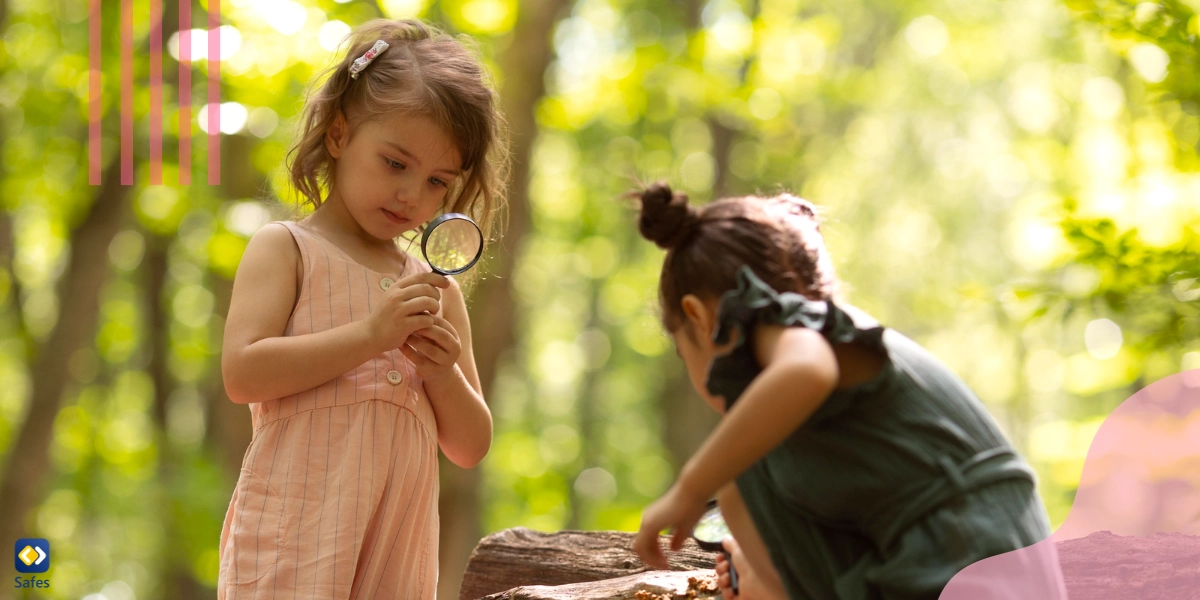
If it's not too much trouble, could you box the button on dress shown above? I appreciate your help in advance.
[708,266,1066,599]
[218,221,441,600]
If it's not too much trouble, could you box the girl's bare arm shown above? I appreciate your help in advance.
[221,224,439,404]
[418,276,492,468]
[677,324,839,501]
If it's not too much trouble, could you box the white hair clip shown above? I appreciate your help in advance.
[349,40,389,80]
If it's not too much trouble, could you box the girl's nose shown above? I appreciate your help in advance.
[393,177,419,206]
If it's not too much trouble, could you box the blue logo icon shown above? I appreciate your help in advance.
[14,539,49,574]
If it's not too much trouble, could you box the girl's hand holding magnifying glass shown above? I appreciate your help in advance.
[400,310,463,383]
[365,272,447,354]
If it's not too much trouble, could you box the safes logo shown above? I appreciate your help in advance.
[14,539,49,574]
[13,539,51,590]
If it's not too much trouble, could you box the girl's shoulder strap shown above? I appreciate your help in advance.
[266,220,313,271]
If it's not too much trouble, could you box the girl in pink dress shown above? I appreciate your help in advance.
[217,18,507,600]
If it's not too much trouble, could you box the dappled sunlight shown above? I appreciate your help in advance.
[2,0,1199,597]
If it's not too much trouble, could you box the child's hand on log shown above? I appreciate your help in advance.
[633,481,709,570]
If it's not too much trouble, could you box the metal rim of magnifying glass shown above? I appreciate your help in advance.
[693,498,726,552]
[421,212,484,276]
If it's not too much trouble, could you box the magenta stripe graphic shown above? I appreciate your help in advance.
[88,0,100,185]
[150,0,163,185]
[86,0,222,185]
[208,0,221,185]
[179,0,191,186]
[121,0,132,185]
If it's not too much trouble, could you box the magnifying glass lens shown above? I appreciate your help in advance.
[422,213,483,275]
[693,506,731,544]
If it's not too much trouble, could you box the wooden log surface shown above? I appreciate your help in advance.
[464,528,1200,600]
[459,528,718,600]
[475,570,720,600]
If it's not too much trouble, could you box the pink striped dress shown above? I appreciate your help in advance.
[218,220,440,600]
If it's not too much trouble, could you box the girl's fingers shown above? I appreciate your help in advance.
[406,337,449,364]
[410,329,459,359]
[401,296,441,315]
[399,344,428,367]
[670,528,688,552]
[633,524,668,570]
[397,272,449,289]
[720,580,734,600]
[413,323,458,349]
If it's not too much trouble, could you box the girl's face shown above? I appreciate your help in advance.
[670,295,729,414]
[325,110,462,241]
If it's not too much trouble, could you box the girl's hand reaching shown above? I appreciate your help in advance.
[633,481,709,570]
[366,272,448,352]
[401,314,463,383]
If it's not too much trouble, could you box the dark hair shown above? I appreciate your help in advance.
[286,18,509,250]
[634,181,838,333]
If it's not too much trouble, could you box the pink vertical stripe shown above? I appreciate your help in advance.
[179,0,191,186]
[150,0,163,185]
[88,0,101,185]
[208,0,221,185]
[121,0,132,185]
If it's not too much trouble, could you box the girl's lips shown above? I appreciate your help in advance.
[382,209,408,225]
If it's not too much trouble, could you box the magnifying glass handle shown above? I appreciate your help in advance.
[722,550,739,595]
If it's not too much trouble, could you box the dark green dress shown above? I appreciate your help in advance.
[708,266,1058,600]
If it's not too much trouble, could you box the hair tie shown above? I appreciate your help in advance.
[349,40,389,80]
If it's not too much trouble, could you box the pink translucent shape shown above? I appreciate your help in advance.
[941,371,1200,599]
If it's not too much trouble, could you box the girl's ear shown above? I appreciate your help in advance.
[680,294,714,341]
[326,110,349,159]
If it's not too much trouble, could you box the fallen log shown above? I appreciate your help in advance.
[464,528,1200,600]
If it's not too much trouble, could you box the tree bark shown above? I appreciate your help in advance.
[204,272,251,479]
[0,156,133,575]
[476,570,720,600]
[460,528,717,600]
[439,1,575,598]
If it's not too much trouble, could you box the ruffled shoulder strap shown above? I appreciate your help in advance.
[705,265,888,413]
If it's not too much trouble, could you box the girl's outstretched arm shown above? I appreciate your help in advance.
[401,276,492,469]
[634,324,837,567]
[679,323,838,501]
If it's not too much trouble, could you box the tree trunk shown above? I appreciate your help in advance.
[143,230,206,600]
[439,1,575,598]
[460,528,717,600]
[0,155,133,575]
[204,270,252,479]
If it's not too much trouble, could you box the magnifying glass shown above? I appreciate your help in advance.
[693,499,739,596]
[421,213,483,275]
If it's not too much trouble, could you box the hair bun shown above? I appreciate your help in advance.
[637,182,698,250]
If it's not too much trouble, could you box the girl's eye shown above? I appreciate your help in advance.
[430,177,447,188]
[385,158,404,170]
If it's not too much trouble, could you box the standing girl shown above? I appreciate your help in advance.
[630,183,1066,599]
[217,19,507,599]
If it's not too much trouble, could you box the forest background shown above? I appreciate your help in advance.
[0,0,1198,598]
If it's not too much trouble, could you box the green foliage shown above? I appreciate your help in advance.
[1,0,1198,598]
